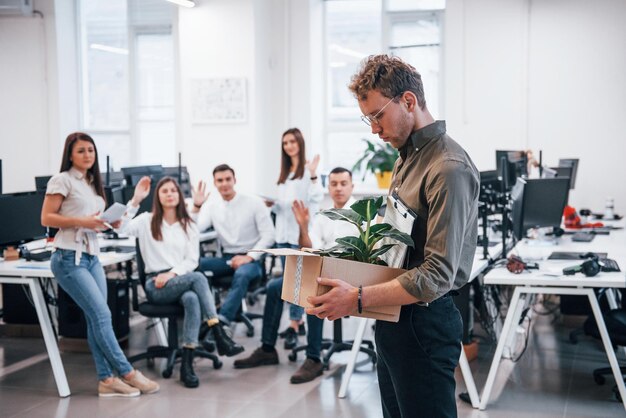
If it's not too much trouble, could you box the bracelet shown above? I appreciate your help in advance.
[310,176,318,180]
[357,285,363,314]
[193,203,202,209]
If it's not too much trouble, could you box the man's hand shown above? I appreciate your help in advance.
[191,180,210,211]
[291,200,310,229]
[131,176,151,207]
[305,277,358,321]
[154,272,176,289]
[305,154,320,178]
[231,255,253,270]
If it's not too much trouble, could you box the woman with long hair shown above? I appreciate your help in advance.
[121,176,244,388]
[42,132,159,397]
[273,127,323,347]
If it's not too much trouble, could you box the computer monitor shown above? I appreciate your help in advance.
[102,170,125,187]
[495,150,527,191]
[558,158,579,189]
[121,165,164,186]
[510,178,570,240]
[35,175,52,193]
[0,192,47,247]
[163,166,191,198]
[479,170,500,204]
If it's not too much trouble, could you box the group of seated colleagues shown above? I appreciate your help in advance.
[116,175,245,388]
[189,164,276,328]
[233,167,358,384]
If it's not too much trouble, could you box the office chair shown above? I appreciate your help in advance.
[580,293,626,401]
[127,240,222,378]
[288,316,377,370]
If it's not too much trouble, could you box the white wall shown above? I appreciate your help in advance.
[444,0,626,211]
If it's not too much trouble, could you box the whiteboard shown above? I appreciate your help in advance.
[190,78,247,124]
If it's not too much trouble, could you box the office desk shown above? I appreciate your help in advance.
[479,230,626,410]
[338,242,504,403]
[0,250,135,398]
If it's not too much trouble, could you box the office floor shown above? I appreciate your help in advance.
[0,303,624,418]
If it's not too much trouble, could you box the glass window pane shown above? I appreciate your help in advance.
[386,0,445,11]
[80,0,129,130]
[389,15,440,47]
[92,132,132,170]
[326,0,382,118]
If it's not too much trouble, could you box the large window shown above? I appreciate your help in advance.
[78,0,175,170]
[323,0,444,185]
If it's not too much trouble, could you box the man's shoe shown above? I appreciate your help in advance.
[121,370,160,394]
[284,328,298,350]
[233,347,279,369]
[290,358,324,384]
[278,323,306,338]
[99,377,140,398]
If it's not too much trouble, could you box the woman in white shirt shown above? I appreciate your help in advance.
[122,176,244,389]
[271,128,323,348]
[42,132,159,398]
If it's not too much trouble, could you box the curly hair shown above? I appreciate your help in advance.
[348,54,426,110]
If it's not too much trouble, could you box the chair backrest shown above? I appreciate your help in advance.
[131,238,148,311]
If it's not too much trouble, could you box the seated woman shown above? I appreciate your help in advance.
[121,176,244,388]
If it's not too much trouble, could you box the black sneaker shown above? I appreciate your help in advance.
[233,347,279,369]
[278,323,306,338]
[283,328,298,350]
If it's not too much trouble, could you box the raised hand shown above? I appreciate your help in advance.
[131,176,151,207]
[305,154,320,177]
[291,200,310,228]
[191,180,210,210]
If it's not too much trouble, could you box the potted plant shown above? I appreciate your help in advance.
[317,196,414,266]
[352,138,399,189]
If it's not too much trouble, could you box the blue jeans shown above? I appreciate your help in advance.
[276,243,304,322]
[262,277,323,359]
[199,254,262,324]
[144,271,218,347]
[51,249,133,380]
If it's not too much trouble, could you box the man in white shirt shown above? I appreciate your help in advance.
[191,164,275,326]
[234,167,358,384]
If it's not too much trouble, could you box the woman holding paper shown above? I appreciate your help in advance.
[41,132,160,398]
[270,128,323,348]
[120,176,244,388]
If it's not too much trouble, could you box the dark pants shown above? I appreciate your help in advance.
[375,296,462,418]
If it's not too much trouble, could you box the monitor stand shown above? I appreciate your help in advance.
[524,228,560,247]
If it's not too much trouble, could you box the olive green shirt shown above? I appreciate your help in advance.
[391,120,479,303]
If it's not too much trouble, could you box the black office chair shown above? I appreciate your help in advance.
[288,316,377,370]
[127,240,222,378]
[582,307,626,401]
[205,253,269,338]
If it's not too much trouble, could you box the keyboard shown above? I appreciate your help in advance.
[599,258,621,272]
[572,232,595,242]
[101,245,135,254]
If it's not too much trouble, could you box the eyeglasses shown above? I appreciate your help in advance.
[360,96,398,126]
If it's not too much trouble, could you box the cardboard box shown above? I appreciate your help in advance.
[256,248,405,322]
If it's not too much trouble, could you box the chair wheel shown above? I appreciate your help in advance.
[594,373,606,385]
[213,359,223,369]
[288,352,297,362]
[246,329,255,337]
[162,368,173,378]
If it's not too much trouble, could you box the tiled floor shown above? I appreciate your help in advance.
[1,303,625,418]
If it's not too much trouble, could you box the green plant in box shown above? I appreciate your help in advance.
[317,196,414,266]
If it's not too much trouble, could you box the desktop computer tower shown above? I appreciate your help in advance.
[1,284,39,324]
[58,279,130,340]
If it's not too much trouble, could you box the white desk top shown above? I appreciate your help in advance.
[484,225,626,289]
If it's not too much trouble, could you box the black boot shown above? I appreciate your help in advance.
[213,323,245,357]
[198,322,216,353]
[180,347,199,388]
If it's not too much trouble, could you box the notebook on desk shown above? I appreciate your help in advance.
[548,251,608,260]
[100,245,135,254]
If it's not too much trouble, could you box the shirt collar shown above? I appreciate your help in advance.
[400,120,446,158]
[68,167,85,180]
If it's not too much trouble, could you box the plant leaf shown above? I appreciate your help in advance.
[336,236,368,262]
[369,223,392,237]
[369,244,396,260]
[377,229,415,248]
[320,208,364,226]
[350,197,384,222]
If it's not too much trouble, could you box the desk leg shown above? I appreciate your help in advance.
[30,279,70,397]
[458,347,480,408]
[338,318,370,399]
[587,289,626,410]
[479,287,523,410]
[605,289,626,358]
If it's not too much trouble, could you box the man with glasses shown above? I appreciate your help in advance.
[306,55,480,417]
